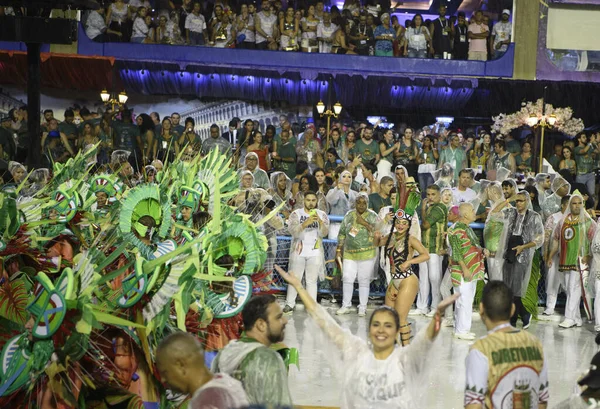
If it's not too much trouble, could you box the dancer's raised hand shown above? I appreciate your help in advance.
[274,265,302,289]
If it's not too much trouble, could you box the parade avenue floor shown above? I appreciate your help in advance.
[281,300,596,408]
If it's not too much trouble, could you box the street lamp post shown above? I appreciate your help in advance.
[100,89,129,112]
[316,100,342,149]
[527,112,557,173]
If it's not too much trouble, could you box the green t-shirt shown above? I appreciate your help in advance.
[58,121,78,138]
[276,141,296,179]
[422,202,447,253]
[368,193,391,214]
[574,145,595,175]
[351,139,378,164]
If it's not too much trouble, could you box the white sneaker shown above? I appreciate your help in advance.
[442,317,454,327]
[336,307,352,315]
[559,318,577,328]
[454,332,476,341]
[408,309,427,316]
[358,307,367,317]
[425,310,436,318]
[595,325,600,333]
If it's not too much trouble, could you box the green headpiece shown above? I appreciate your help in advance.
[178,186,202,212]
[50,189,79,223]
[89,174,120,198]
[119,184,172,239]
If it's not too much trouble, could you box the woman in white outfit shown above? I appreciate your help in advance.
[274,264,459,409]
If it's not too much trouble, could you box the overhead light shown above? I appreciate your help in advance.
[316,100,325,115]
[547,114,557,126]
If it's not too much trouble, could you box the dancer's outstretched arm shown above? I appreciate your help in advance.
[425,292,460,341]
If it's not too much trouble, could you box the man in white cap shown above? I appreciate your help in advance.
[491,9,512,59]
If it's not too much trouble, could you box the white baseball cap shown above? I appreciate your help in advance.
[502,9,511,16]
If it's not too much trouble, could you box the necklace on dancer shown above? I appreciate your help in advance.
[487,322,513,335]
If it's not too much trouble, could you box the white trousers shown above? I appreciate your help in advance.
[487,257,503,282]
[342,258,376,309]
[417,254,443,310]
[545,255,564,313]
[286,255,320,308]
[564,270,582,324]
[454,278,477,334]
[440,266,453,319]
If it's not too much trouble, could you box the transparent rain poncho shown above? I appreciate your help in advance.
[305,304,438,409]
[494,190,544,296]
[542,175,571,221]
[481,181,506,258]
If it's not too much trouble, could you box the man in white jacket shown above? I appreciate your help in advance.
[284,191,329,314]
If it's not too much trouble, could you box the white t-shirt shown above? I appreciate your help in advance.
[492,21,512,52]
[294,208,321,257]
[85,11,106,39]
[132,17,149,38]
[451,187,477,205]
[185,13,206,33]
[189,373,249,409]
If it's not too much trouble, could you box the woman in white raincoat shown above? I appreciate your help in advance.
[274,264,459,409]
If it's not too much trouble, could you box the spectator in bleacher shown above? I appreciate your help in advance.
[79,122,99,152]
[177,0,193,37]
[59,109,79,152]
[185,2,208,45]
[417,135,438,193]
[41,109,56,133]
[351,127,378,169]
[170,112,185,135]
[236,3,256,49]
[111,109,141,167]
[105,0,132,42]
[255,0,278,50]
[131,7,151,43]
[128,0,151,15]
[300,5,319,52]
[296,128,323,173]
[201,123,231,157]
[489,139,516,176]
[273,129,296,179]
[135,113,156,162]
[240,152,270,190]
[469,135,490,176]
[209,4,224,35]
[279,7,299,51]
[430,4,453,59]
[211,11,236,47]
[349,13,373,56]
[155,117,179,160]
[491,9,512,59]
[41,123,75,166]
[269,171,293,218]
[468,10,489,61]
[516,140,533,174]
[453,11,468,60]
[247,131,270,172]
[86,8,122,42]
[574,132,597,201]
[0,115,14,161]
[404,14,432,58]
[373,13,395,57]
[156,14,171,43]
[548,142,563,171]
[316,11,338,54]
[438,132,467,182]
